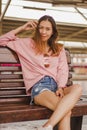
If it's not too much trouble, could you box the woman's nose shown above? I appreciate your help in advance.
[42,29,46,33]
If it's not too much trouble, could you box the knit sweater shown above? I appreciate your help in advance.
[0,31,69,95]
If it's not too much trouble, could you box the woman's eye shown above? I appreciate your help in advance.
[46,28,50,31]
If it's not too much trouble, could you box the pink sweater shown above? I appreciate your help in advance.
[0,31,69,95]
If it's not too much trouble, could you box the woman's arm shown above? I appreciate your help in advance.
[13,20,38,35]
[0,20,37,46]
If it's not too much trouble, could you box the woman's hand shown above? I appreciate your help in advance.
[56,88,64,98]
[13,20,38,35]
[22,20,38,31]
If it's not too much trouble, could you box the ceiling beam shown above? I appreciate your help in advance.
[24,0,87,7]
[75,7,87,21]
[61,28,87,41]
[60,38,87,43]
[68,47,87,54]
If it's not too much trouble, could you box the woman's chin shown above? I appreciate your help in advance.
[41,39,47,42]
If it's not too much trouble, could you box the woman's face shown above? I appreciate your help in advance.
[38,20,53,42]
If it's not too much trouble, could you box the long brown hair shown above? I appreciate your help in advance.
[33,15,63,56]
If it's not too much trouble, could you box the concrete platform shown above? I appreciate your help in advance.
[0,120,45,130]
[0,116,87,130]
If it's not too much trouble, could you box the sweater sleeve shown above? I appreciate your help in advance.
[0,31,18,45]
[0,31,19,51]
[56,48,69,88]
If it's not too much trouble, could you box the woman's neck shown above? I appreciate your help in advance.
[43,42,50,53]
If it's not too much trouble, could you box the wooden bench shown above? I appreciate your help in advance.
[0,46,87,130]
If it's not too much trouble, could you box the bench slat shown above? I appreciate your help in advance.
[0,87,25,90]
[0,101,87,123]
[0,82,24,87]
[0,47,19,63]
[0,105,51,123]
[0,54,19,63]
[0,89,26,96]
[0,66,21,71]
[0,96,29,105]
[0,94,28,98]
[0,74,23,79]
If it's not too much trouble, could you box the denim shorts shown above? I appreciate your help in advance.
[30,76,58,105]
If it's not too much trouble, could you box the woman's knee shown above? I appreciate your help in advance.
[72,84,82,96]
[64,84,82,98]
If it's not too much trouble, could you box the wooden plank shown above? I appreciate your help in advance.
[0,89,26,96]
[0,74,23,79]
[0,87,25,90]
[0,47,19,63]
[0,54,19,63]
[0,66,21,71]
[0,82,24,87]
[0,100,87,123]
[0,96,29,105]
[0,47,17,55]
[0,105,52,123]
[71,101,87,117]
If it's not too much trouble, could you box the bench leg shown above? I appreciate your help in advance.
[71,116,83,130]
[53,125,58,130]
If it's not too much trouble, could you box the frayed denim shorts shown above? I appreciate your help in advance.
[30,75,58,105]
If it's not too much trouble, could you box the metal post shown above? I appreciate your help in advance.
[0,0,11,21]
[0,0,2,35]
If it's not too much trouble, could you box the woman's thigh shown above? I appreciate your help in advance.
[34,90,62,111]
[34,84,82,111]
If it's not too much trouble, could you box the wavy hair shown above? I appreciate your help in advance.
[33,15,63,56]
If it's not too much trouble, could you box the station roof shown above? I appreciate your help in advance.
[1,0,87,53]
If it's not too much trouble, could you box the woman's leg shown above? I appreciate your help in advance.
[34,84,82,129]
[44,84,82,127]
[34,90,71,130]
[58,111,71,130]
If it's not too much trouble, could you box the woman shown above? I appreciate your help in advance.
[0,15,82,130]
